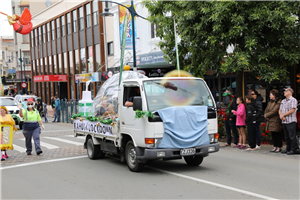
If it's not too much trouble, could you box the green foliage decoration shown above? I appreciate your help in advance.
[143,1,300,83]
[135,110,154,119]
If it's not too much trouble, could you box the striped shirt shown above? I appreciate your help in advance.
[279,96,297,124]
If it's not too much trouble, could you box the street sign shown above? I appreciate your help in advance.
[108,71,113,78]
[21,82,27,88]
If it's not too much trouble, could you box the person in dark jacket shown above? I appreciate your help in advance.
[252,90,264,148]
[51,96,55,118]
[245,95,257,151]
[223,89,238,146]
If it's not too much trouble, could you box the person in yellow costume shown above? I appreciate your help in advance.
[0,106,17,161]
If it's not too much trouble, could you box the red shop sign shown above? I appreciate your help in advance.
[34,75,68,82]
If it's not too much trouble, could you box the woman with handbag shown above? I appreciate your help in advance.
[264,89,283,153]
[18,98,45,155]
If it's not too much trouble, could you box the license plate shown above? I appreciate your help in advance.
[180,148,196,156]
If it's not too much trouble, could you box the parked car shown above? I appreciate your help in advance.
[14,95,38,104]
[0,97,24,129]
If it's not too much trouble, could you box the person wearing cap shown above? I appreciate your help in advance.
[17,98,45,156]
[279,88,299,155]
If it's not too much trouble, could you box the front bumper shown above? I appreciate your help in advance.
[136,143,219,162]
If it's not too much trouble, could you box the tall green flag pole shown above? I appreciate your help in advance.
[119,14,129,85]
[174,18,180,77]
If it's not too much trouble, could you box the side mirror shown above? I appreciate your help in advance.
[133,96,142,111]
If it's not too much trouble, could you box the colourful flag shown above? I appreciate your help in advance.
[119,13,129,85]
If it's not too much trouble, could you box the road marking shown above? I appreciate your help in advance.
[0,156,87,170]
[19,138,59,149]
[64,135,85,140]
[147,167,278,200]
[43,137,83,145]
[12,144,26,153]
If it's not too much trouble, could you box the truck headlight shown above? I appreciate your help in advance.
[209,134,219,143]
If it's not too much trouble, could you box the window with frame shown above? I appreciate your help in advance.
[151,23,158,39]
[72,10,77,33]
[20,6,29,14]
[42,25,45,43]
[107,42,114,56]
[31,32,34,47]
[56,18,60,38]
[51,21,55,40]
[86,4,91,28]
[23,34,29,43]
[47,23,50,41]
[92,0,98,25]
[67,13,71,35]
[38,27,42,45]
[79,7,84,30]
[23,52,30,65]
[61,16,65,37]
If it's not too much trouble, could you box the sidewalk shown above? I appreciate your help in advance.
[218,141,299,159]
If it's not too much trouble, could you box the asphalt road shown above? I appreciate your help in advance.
[1,130,299,200]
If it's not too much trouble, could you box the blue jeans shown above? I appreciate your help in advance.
[54,109,60,122]
[255,122,261,146]
[225,119,238,145]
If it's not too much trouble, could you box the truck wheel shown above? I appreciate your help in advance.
[19,124,23,130]
[87,138,100,160]
[125,141,144,172]
[184,156,203,166]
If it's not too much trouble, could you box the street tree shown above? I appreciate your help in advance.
[143,1,300,82]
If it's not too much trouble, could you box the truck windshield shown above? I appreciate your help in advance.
[144,79,214,112]
[1,98,17,106]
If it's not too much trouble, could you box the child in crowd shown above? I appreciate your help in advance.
[232,97,247,149]
[245,95,257,151]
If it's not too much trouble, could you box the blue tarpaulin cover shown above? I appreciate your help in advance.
[157,106,210,148]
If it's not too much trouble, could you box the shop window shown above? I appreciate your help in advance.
[69,51,73,74]
[80,48,86,73]
[107,42,114,56]
[75,49,79,74]
[86,4,91,28]
[95,44,100,71]
[72,10,77,33]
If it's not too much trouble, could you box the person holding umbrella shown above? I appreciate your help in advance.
[18,98,45,155]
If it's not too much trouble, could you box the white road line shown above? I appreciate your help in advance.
[64,135,85,140]
[12,144,26,153]
[147,167,278,200]
[19,138,59,149]
[0,156,87,170]
[43,137,83,145]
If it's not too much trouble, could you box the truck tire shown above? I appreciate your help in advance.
[87,137,100,160]
[184,155,203,166]
[125,141,144,172]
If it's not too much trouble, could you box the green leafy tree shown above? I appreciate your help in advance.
[143,1,300,82]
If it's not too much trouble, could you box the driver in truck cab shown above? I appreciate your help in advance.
[125,87,140,107]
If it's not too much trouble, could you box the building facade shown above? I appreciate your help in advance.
[30,0,117,104]
[0,37,17,78]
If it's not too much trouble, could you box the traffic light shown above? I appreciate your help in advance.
[25,76,28,82]
[1,76,6,84]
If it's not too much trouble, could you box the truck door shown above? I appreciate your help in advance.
[120,83,144,136]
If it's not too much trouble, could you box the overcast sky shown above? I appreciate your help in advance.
[0,0,13,37]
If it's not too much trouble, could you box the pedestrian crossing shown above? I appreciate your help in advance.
[10,135,86,154]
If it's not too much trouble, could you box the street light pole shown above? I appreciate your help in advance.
[19,49,23,83]
[100,0,146,71]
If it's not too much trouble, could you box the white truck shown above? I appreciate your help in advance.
[74,75,219,172]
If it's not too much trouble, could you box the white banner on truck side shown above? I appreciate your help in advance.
[73,119,113,136]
